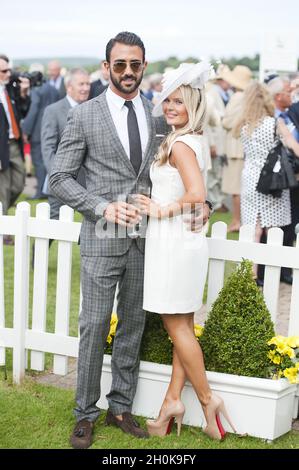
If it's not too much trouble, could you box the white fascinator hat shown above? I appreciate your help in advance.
[152,61,214,117]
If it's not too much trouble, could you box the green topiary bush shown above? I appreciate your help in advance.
[200,259,275,378]
[140,312,173,365]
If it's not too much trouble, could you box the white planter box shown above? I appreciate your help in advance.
[97,355,296,441]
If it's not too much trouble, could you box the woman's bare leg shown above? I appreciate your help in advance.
[162,313,211,406]
[253,219,264,276]
[161,315,194,404]
[228,195,241,232]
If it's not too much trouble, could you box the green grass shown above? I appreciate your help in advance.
[1,379,298,449]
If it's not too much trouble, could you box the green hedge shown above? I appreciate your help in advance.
[200,259,275,378]
[140,313,173,365]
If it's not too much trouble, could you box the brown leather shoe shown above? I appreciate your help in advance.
[105,410,149,438]
[70,419,94,449]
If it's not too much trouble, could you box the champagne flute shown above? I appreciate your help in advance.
[127,182,151,239]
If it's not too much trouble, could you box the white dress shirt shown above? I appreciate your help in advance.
[66,94,79,108]
[0,84,14,138]
[106,87,148,159]
[50,75,62,91]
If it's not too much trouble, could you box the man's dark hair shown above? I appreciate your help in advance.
[0,54,9,63]
[106,32,145,62]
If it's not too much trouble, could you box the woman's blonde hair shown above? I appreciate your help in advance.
[155,85,207,166]
[233,81,275,138]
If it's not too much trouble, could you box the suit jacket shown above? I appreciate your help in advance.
[88,79,107,100]
[0,102,9,171]
[58,78,66,99]
[22,82,59,143]
[288,102,299,131]
[49,91,168,256]
[41,96,72,172]
[41,96,86,188]
[0,84,30,170]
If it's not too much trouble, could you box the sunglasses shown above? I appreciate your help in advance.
[111,61,143,74]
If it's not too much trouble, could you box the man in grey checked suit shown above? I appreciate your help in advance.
[41,68,90,220]
[49,32,169,449]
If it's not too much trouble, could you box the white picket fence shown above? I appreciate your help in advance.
[0,201,299,386]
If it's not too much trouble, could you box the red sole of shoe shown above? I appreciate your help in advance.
[166,417,175,435]
[216,414,226,440]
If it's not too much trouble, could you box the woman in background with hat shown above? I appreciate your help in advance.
[221,65,253,232]
[134,62,237,440]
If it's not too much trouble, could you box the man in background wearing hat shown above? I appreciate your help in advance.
[221,65,253,232]
[206,64,232,213]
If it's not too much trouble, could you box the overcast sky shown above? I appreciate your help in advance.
[2,0,299,61]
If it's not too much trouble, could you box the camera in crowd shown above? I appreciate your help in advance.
[10,70,45,88]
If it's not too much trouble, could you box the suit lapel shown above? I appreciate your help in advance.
[62,97,70,110]
[96,93,136,176]
[0,102,8,126]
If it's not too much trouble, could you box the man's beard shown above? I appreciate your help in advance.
[110,72,143,94]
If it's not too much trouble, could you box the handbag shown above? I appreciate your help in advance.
[256,124,298,198]
[286,147,299,174]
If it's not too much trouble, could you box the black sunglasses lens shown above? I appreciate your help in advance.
[130,63,142,72]
[113,63,127,73]
[112,62,142,73]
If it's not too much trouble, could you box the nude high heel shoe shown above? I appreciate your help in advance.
[146,400,185,437]
[203,393,237,441]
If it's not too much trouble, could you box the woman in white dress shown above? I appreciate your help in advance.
[233,82,291,276]
[134,63,237,440]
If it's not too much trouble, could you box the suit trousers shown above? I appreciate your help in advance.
[48,194,63,220]
[0,141,25,214]
[281,185,299,278]
[74,241,146,422]
[257,185,299,281]
[30,141,47,196]
[207,156,226,209]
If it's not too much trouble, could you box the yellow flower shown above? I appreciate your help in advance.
[268,335,295,358]
[267,335,287,347]
[283,367,299,384]
[286,336,299,348]
[106,313,118,345]
[278,345,295,358]
[268,350,281,364]
[194,324,204,338]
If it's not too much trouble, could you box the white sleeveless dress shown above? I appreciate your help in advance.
[143,134,209,314]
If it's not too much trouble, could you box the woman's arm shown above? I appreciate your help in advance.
[136,141,206,219]
[277,118,299,157]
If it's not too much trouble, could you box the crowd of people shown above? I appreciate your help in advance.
[1,52,299,264]
[1,32,299,448]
